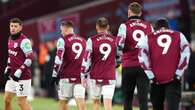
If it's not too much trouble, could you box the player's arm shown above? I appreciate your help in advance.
[175,33,191,79]
[137,36,155,80]
[52,38,65,78]
[4,57,11,73]
[13,38,33,81]
[116,23,126,66]
[80,38,92,80]
[4,40,12,81]
[150,24,154,33]
[3,57,11,81]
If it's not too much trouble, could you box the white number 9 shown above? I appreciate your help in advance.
[99,43,111,61]
[72,42,83,59]
[132,30,145,42]
[157,35,172,54]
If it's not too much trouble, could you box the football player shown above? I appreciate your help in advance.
[4,18,33,110]
[51,20,86,110]
[138,19,190,110]
[117,2,154,110]
[81,17,119,110]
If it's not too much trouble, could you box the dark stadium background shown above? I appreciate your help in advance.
[0,0,194,109]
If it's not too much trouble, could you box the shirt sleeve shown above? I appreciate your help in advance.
[4,57,11,73]
[6,40,11,68]
[20,39,33,54]
[150,24,154,33]
[137,36,155,79]
[15,38,33,78]
[52,38,65,77]
[80,38,92,79]
[6,57,11,68]
[116,23,127,66]
[175,33,191,77]
[20,39,33,68]
[117,23,126,50]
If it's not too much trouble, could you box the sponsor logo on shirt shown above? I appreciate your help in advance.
[8,49,18,56]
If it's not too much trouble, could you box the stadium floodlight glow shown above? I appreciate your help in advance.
[1,0,9,3]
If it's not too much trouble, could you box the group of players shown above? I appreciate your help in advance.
[3,2,191,110]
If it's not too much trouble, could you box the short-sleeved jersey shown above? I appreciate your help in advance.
[138,29,190,84]
[81,32,117,85]
[117,17,154,68]
[54,34,86,83]
[7,34,33,80]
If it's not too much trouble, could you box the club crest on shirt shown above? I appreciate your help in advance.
[14,43,18,48]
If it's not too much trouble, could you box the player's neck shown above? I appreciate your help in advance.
[63,31,74,36]
[128,16,141,20]
[97,30,108,34]
[159,27,169,30]
[10,32,21,40]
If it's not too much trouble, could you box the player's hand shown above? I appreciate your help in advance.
[12,76,19,82]
[51,77,59,86]
[51,70,60,86]
[81,78,88,88]
[150,78,158,85]
[3,67,11,81]
[115,56,121,68]
[3,74,10,82]
[115,63,120,68]
[173,75,181,84]
[12,69,22,82]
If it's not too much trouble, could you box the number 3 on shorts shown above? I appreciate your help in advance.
[157,34,172,54]
[19,84,24,91]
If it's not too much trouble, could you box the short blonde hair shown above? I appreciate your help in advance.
[96,17,109,29]
[128,2,142,15]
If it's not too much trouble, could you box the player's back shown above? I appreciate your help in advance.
[90,32,116,84]
[122,19,153,67]
[59,34,86,80]
[148,29,181,83]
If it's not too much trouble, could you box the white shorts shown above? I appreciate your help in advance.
[90,80,115,100]
[58,79,85,100]
[5,79,31,97]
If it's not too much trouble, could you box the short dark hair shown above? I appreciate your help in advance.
[128,2,142,15]
[61,20,74,28]
[155,18,169,29]
[96,17,109,29]
[10,18,22,25]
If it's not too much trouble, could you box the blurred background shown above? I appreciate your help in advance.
[0,0,195,110]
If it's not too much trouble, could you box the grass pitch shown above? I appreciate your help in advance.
[0,93,127,110]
